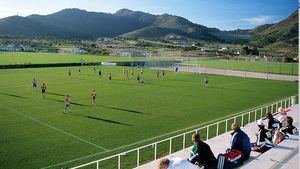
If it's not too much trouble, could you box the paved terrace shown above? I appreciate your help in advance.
[135,104,299,169]
[152,66,298,82]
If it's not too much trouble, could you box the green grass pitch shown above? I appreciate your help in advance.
[0,66,297,168]
[185,59,298,75]
[0,52,298,75]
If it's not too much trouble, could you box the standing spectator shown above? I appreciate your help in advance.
[188,133,217,169]
[251,119,273,153]
[230,123,251,161]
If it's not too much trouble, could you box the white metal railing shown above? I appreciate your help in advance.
[71,96,297,169]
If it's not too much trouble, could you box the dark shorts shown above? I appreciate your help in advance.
[92,96,96,100]
[42,89,45,93]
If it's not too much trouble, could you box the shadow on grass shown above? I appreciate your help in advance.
[0,92,27,99]
[47,92,65,97]
[97,104,151,115]
[45,98,92,107]
[63,112,132,126]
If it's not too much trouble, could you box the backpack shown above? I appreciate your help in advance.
[217,149,243,169]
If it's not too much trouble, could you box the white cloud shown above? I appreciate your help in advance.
[242,16,273,25]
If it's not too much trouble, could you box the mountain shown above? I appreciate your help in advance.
[0,8,297,51]
[0,8,222,41]
[249,11,298,57]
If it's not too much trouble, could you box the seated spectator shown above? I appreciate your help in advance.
[188,133,217,169]
[251,119,273,153]
[276,107,290,122]
[273,116,298,145]
[265,112,280,134]
[230,123,251,161]
[158,157,199,169]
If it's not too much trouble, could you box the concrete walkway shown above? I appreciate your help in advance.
[135,104,299,169]
[152,66,298,81]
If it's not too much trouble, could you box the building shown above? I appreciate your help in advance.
[0,44,25,52]
[58,49,87,54]
[110,50,146,57]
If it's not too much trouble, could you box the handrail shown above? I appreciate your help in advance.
[71,95,297,169]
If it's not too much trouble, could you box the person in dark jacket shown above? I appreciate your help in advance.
[230,123,251,161]
[273,116,298,145]
[188,133,217,169]
[251,119,273,153]
[265,112,280,134]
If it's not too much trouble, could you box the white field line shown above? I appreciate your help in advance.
[0,103,109,152]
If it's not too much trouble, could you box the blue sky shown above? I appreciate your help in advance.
[0,0,297,30]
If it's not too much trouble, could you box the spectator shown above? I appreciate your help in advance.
[265,112,280,134]
[276,107,289,122]
[188,133,217,169]
[158,157,199,169]
[230,123,251,161]
[251,119,273,153]
[273,116,298,145]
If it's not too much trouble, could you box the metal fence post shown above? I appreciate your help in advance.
[154,143,157,160]
[206,126,209,140]
[241,114,244,127]
[137,149,140,167]
[118,155,121,169]
[96,161,99,169]
[169,139,172,155]
[285,100,288,108]
[248,112,251,124]
[216,123,219,136]
[254,110,257,121]
[183,134,186,149]
[260,108,263,118]
[225,120,228,132]
[234,117,236,123]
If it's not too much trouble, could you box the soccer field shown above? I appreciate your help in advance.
[0,66,297,169]
[184,59,298,75]
[0,52,135,65]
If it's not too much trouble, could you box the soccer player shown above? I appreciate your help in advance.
[131,69,134,77]
[98,70,102,78]
[78,67,81,73]
[68,69,71,77]
[91,89,96,105]
[141,68,144,75]
[32,78,37,90]
[41,82,46,99]
[93,66,96,73]
[204,76,208,87]
[162,70,165,78]
[63,94,71,112]
[108,73,112,80]
[126,69,129,77]
[156,70,160,78]
[136,74,141,83]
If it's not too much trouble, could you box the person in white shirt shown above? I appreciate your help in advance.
[158,157,199,169]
